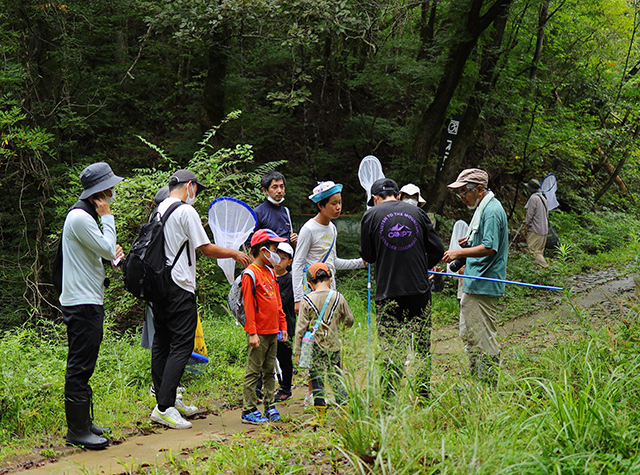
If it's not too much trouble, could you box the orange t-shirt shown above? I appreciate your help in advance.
[242,263,287,335]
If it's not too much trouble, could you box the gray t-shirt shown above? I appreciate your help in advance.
[524,193,549,236]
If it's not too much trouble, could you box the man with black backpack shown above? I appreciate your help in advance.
[59,162,124,450]
[149,170,251,429]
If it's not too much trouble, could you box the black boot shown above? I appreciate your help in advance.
[65,391,108,450]
[88,387,111,436]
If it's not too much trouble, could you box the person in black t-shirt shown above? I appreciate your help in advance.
[359,178,444,400]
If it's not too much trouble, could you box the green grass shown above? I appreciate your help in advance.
[3,210,640,473]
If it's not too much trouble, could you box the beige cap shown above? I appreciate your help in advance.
[399,183,426,204]
[447,168,489,188]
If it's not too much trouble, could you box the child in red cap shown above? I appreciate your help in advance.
[241,229,289,424]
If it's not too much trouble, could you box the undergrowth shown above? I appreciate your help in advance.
[2,210,640,474]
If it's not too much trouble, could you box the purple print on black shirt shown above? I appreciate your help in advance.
[379,212,420,251]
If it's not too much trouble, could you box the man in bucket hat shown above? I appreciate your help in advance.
[60,162,125,449]
[442,168,508,385]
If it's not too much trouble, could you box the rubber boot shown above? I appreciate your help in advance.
[306,405,327,427]
[88,387,110,436]
[65,391,108,450]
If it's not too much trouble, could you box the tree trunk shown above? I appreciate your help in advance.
[411,0,513,177]
[202,29,229,130]
[593,124,640,203]
[417,0,438,61]
[529,0,549,81]
[425,5,511,211]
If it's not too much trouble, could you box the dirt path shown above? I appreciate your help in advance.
[8,270,637,475]
[8,389,308,475]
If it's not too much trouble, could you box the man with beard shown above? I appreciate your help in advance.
[442,168,508,384]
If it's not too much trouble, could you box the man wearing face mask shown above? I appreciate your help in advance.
[253,171,298,245]
[150,170,251,430]
[60,162,124,449]
[399,183,426,208]
[442,168,508,384]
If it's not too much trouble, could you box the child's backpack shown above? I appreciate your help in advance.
[228,266,275,327]
[52,200,100,294]
[121,201,190,302]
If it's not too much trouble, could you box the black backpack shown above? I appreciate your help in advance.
[121,201,191,302]
[52,200,100,294]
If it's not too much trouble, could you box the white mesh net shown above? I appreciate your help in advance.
[208,197,257,284]
[358,155,385,207]
[540,173,560,211]
[447,220,469,273]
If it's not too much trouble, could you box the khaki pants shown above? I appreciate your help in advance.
[243,333,278,413]
[526,231,548,267]
[460,292,500,362]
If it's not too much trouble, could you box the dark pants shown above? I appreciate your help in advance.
[151,281,198,409]
[310,348,346,406]
[375,292,432,398]
[277,340,294,393]
[63,305,104,393]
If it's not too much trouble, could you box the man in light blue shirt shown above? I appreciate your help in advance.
[443,168,508,384]
[60,162,124,450]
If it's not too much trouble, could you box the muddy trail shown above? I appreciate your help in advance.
[4,269,638,475]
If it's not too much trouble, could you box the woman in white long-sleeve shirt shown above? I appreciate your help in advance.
[292,181,365,314]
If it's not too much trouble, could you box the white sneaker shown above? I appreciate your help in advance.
[150,405,192,429]
[175,398,198,417]
[304,391,313,408]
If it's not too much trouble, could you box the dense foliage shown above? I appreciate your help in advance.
[2,0,640,326]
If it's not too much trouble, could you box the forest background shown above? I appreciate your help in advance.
[2,0,640,329]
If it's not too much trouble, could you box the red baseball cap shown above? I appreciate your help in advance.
[250,228,287,247]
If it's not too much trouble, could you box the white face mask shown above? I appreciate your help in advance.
[185,183,196,206]
[403,198,418,207]
[105,188,116,204]
[267,196,285,205]
[262,247,281,265]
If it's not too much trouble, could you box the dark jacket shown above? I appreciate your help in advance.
[277,271,296,335]
[359,200,444,301]
[253,200,294,241]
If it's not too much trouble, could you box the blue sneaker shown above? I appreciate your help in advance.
[265,407,280,422]
[241,410,268,425]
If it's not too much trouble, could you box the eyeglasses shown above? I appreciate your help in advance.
[457,189,472,199]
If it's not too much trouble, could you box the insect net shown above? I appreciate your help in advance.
[208,197,257,284]
[358,155,385,208]
[540,173,560,211]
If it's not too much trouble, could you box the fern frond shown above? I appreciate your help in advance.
[137,136,176,166]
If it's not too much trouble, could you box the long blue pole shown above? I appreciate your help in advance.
[427,271,563,291]
[367,264,371,345]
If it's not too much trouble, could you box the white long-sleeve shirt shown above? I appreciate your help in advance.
[60,209,117,306]
[292,218,364,302]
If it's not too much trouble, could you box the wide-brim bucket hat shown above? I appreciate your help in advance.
[79,162,124,199]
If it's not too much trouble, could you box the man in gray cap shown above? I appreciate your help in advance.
[359,178,444,400]
[442,168,508,384]
[523,179,548,267]
[149,169,251,430]
[60,162,124,449]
